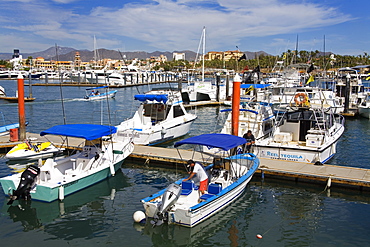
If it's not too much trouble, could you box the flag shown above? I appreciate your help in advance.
[252,65,260,73]
[307,64,314,73]
[306,75,314,84]
[238,54,247,62]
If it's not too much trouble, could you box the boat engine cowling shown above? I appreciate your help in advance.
[7,165,40,205]
[152,183,181,226]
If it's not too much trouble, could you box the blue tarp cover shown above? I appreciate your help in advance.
[174,133,246,151]
[241,84,271,89]
[40,124,117,140]
[134,94,168,103]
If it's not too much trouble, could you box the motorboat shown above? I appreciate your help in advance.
[255,102,345,164]
[141,133,260,227]
[84,86,117,100]
[0,124,134,203]
[220,101,275,143]
[114,88,197,145]
[5,139,63,161]
[359,92,370,119]
[0,122,20,136]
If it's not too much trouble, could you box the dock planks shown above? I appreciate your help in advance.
[1,133,369,190]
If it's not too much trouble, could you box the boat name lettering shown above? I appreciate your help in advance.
[265,151,304,161]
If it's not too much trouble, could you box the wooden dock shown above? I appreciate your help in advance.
[1,134,369,191]
[128,145,370,191]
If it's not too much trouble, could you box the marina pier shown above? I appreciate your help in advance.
[1,133,369,191]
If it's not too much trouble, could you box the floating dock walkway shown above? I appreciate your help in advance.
[0,133,369,191]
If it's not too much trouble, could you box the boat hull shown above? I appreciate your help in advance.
[359,106,370,119]
[117,117,196,145]
[0,161,122,202]
[256,124,344,164]
[142,153,259,227]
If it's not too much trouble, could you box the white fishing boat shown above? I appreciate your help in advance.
[220,101,276,143]
[359,92,370,119]
[5,139,63,161]
[141,133,260,227]
[0,124,134,203]
[84,86,117,100]
[114,88,197,145]
[255,103,345,164]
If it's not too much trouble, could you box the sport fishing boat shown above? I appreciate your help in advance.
[220,101,275,143]
[114,89,197,145]
[141,133,260,227]
[359,92,370,119]
[255,102,345,164]
[0,124,134,203]
[5,139,63,161]
[84,86,117,100]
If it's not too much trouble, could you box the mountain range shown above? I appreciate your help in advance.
[0,47,269,62]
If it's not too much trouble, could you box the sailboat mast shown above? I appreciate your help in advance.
[202,27,205,82]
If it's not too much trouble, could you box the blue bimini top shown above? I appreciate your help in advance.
[134,94,168,103]
[40,124,117,141]
[174,133,246,151]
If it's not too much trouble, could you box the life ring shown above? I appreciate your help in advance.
[294,93,309,106]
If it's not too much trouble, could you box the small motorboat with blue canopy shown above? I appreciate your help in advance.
[0,124,134,203]
[114,89,197,145]
[141,133,260,227]
[84,85,117,100]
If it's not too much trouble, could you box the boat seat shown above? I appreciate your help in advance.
[181,180,198,195]
[200,183,222,201]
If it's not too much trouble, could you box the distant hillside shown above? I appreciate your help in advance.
[54,49,199,62]
[0,46,271,62]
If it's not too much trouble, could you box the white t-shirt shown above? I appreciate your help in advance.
[193,163,208,182]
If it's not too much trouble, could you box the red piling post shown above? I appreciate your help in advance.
[232,74,241,136]
[17,74,26,141]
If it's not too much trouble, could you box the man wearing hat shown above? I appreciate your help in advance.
[183,160,208,195]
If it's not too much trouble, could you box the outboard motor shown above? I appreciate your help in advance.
[151,183,181,226]
[7,165,40,205]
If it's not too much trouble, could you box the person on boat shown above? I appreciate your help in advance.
[90,90,95,96]
[95,90,100,95]
[243,130,255,153]
[183,159,208,195]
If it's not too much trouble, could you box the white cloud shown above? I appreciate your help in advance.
[0,0,355,53]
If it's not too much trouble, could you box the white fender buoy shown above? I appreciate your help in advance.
[327,176,332,188]
[59,185,64,201]
[133,211,146,223]
[109,163,115,176]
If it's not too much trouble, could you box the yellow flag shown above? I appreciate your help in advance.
[306,75,314,84]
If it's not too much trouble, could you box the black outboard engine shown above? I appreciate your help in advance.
[7,165,40,205]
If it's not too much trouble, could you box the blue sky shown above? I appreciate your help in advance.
[1,0,369,56]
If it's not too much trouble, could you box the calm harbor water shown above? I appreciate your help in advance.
[0,79,370,246]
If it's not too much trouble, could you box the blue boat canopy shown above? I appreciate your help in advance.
[40,124,117,140]
[174,133,246,151]
[241,84,271,89]
[134,94,168,103]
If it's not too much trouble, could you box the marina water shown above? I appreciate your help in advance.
[0,79,369,246]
